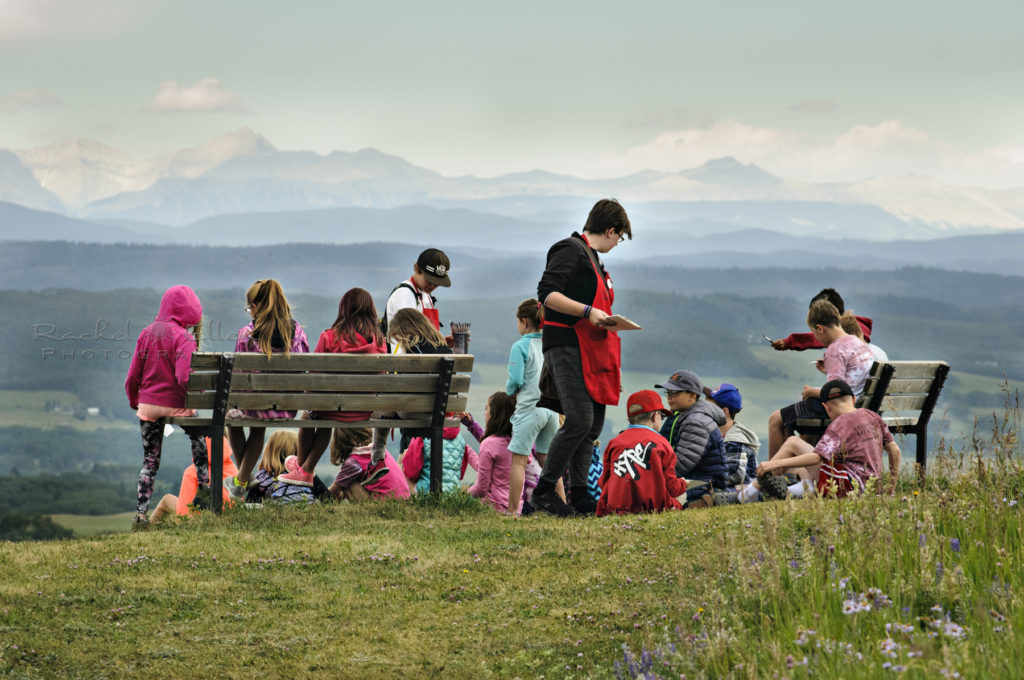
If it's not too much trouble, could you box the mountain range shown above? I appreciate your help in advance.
[1,128,1022,237]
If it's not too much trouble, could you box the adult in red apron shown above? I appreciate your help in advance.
[533,199,632,516]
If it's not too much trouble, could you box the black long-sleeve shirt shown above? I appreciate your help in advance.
[537,232,607,352]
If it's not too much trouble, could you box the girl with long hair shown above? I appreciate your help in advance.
[279,287,388,487]
[225,279,309,498]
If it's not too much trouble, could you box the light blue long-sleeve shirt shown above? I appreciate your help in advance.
[506,332,543,414]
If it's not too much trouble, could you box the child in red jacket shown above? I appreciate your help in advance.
[596,390,687,516]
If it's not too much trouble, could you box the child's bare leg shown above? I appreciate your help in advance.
[768,409,788,459]
[299,428,332,474]
[508,454,527,515]
[344,483,371,502]
[149,494,178,523]
[555,478,566,502]
[227,426,246,468]
[296,427,315,467]
[236,426,266,484]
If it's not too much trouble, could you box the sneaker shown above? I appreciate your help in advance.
[131,515,151,532]
[687,493,715,510]
[224,476,247,501]
[278,468,314,487]
[529,489,576,517]
[190,485,211,511]
[570,495,598,516]
[363,459,389,485]
[758,473,789,501]
[713,491,740,506]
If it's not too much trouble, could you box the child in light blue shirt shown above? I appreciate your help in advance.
[506,299,562,514]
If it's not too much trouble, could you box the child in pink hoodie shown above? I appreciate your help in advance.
[125,285,208,529]
[466,392,535,514]
[281,288,387,487]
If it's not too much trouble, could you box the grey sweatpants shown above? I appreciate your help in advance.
[538,345,605,490]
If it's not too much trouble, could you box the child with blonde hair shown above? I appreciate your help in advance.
[245,431,296,501]
[226,279,309,498]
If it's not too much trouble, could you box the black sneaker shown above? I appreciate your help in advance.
[363,459,389,485]
[570,495,598,516]
[758,474,789,501]
[529,490,576,517]
[190,485,211,511]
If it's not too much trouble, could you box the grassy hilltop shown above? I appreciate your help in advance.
[1,449,1022,679]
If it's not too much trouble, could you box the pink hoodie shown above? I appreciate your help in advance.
[125,285,202,409]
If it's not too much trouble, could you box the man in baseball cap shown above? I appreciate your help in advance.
[595,390,686,516]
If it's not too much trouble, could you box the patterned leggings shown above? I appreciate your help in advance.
[137,421,210,515]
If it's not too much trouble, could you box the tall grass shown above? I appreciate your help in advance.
[1,408,1021,678]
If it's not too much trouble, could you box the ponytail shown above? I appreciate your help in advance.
[516,298,544,331]
[247,279,295,358]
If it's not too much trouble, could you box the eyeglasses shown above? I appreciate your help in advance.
[617,234,626,244]
[664,390,683,397]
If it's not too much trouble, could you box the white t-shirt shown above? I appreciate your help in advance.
[385,279,435,326]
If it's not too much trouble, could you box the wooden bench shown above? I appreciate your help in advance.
[166,352,474,512]
[795,360,950,479]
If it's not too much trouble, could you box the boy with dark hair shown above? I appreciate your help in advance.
[596,390,686,516]
[738,379,901,502]
[767,300,874,458]
[770,287,873,351]
[656,370,728,508]
[532,198,631,516]
[384,248,451,332]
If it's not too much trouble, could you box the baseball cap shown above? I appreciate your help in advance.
[417,248,451,287]
[820,379,854,402]
[627,390,671,418]
[655,369,703,395]
[709,383,742,414]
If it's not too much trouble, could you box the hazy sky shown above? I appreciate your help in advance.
[2,0,1023,186]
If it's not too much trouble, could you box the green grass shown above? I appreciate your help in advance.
[48,513,135,536]
[2,455,1022,679]
[0,390,134,431]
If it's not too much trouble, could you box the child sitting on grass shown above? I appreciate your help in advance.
[739,379,901,502]
[245,431,294,502]
[465,392,531,514]
[596,390,686,516]
[401,423,479,495]
[706,383,760,487]
[767,299,874,458]
[656,370,728,508]
[328,428,410,501]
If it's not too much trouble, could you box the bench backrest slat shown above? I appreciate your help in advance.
[186,392,468,412]
[186,372,471,394]
[190,352,473,373]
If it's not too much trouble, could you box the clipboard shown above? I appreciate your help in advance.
[601,315,642,331]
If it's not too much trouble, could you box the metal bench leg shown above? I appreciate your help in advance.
[210,354,234,514]
[429,357,455,495]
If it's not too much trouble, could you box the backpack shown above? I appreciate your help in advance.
[379,282,439,350]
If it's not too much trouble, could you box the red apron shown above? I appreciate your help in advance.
[547,235,621,405]
[408,278,441,331]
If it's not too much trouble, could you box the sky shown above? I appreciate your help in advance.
[2,0,1024,187]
